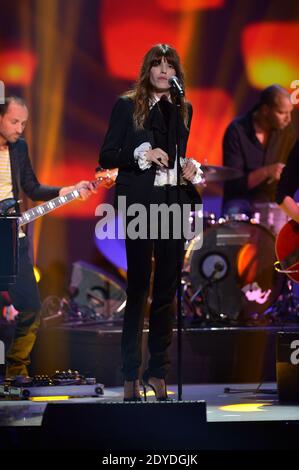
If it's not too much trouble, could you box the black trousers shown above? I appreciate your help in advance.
[121,186,188,381]
[5,236,41,377]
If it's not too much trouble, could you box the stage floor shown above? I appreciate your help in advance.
[1,382,298,426]
[2,323,299,458]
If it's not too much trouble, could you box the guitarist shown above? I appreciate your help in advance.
[0,95,95,380]
[276,140,299,223]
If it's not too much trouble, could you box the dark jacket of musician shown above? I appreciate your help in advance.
[99,96,202,208]
[8,138,60,208]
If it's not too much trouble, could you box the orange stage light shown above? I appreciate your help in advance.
[242,22,299,89]
[158,0,224,10]
[100,0,178,80]
[237,243,258,285]
[186,88,235,166]
[0,49,37,86]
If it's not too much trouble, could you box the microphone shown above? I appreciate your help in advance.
[168,76,184,97]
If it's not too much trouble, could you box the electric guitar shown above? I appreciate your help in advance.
[0,168,118,227]
[275,219,299,283]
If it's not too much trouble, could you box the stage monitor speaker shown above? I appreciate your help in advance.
[70,260,126,320]
[276,331,299,402]
[42,400,207,450]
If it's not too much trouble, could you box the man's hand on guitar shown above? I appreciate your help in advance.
[59,181,97,201]
[76,180,97,200]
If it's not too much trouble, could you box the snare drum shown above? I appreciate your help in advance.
[184,219,284,322]
[253,203,289,235]
[189,210,217,230]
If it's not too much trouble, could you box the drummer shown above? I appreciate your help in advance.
[222,84,296,218]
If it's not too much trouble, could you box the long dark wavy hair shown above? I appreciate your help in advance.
[124,44,189,129]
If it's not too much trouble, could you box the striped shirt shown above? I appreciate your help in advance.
[0,146,13,201]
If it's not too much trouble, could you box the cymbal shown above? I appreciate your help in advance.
[201,165,243,182]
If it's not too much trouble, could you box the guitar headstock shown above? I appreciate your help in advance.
[94,168,118,189]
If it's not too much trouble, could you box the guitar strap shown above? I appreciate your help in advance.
[9,143,28,235]
[279,247,299,270]
[8,143,21,207]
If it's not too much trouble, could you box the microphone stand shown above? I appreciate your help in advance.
[174,92,183,401]
[190,264,225,324]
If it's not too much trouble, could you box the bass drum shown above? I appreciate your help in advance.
[184,220,285,322]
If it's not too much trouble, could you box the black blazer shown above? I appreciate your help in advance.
[99,96,201,206]
[8,139,61,209]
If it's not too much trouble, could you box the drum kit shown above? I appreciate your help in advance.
[94,164,298,326]
[182,164,298,326]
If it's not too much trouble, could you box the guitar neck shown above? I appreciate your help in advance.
[18,189,80,227]
[17,170,117,228]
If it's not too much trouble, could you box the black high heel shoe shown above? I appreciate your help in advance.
[142,377,170,401]
[123,379,142,402]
